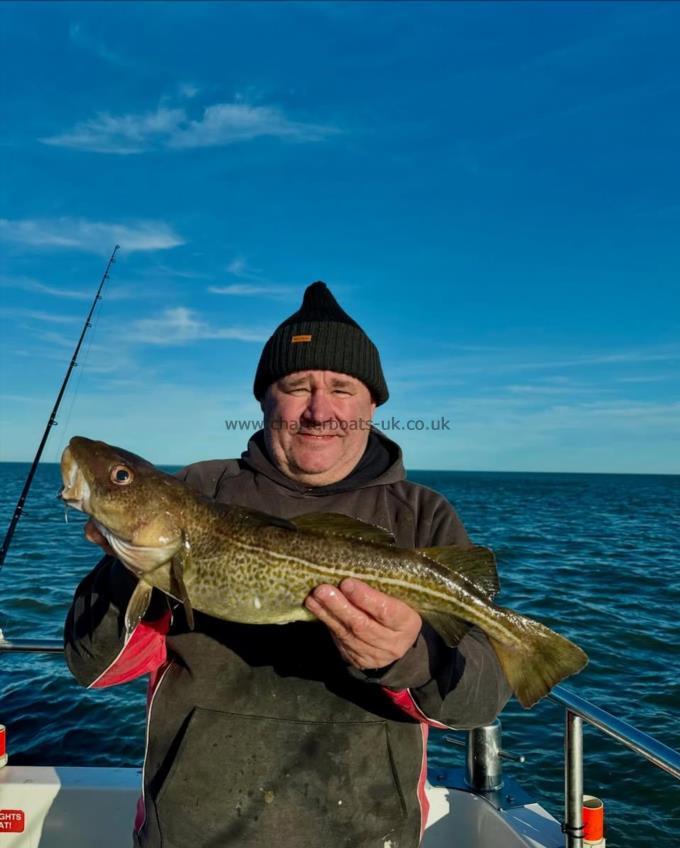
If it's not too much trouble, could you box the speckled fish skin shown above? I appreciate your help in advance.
[156,504,497,630]
[60,435,588,707]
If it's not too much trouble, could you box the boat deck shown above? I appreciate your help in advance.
[0,764,564,848]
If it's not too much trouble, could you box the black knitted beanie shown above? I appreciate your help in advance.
[253,281,389,405]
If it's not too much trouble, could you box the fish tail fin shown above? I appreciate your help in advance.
[488,613,588,708]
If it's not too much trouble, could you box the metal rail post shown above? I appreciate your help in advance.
[465,719,504,792]
[564,709,584,848]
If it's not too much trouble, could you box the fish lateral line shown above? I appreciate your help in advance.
[222,538,523,645]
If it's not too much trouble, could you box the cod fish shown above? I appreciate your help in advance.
[60,436,587,708]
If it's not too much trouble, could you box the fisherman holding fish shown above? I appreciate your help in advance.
[63,282,586,848]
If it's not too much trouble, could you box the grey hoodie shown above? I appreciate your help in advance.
[64,430,510,848]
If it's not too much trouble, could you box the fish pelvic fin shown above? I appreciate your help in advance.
[170,530,195,631]
[418,545,500,600]
[292,512,395,545]
[421,611,471,646]
[488,612,589,708]
[124,580,153,640]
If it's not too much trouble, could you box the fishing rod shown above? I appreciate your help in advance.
[0,244,120,569]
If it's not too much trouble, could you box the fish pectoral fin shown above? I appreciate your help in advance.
[420,611,471,647]
[488,609,589,709]
[292,512,395,545]
[418,545,500,600]
[124,581,153,640]
[171,532,195,631]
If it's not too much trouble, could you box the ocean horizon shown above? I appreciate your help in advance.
[1,460,678,478]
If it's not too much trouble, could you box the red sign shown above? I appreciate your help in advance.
[0,810,25,833]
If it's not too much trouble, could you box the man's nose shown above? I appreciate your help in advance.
[303,390,334,423]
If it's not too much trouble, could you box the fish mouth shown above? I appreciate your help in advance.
[59,447,91,512]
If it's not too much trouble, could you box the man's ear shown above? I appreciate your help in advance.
[260,384,274,415]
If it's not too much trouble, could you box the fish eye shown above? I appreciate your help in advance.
[110,465,134,485]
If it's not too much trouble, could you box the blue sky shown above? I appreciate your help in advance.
[1,1,678,473]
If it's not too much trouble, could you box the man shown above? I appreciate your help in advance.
[65,281,511,848]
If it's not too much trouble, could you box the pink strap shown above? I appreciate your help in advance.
[382,687,450,730]
[89,612,171,689]
[417,723,430,840]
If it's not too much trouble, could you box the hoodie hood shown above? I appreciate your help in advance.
[240,428,405,496]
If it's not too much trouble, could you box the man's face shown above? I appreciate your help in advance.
[262,370,377,486]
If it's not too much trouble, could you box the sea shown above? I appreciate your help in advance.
[0,462,678,847]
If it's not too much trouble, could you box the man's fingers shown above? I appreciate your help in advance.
[339,578,418,630]
[307,585,392,647]
[304,583,422,671]
[305,591,393,664]
[305,590,370,645]
[328,633,384,670]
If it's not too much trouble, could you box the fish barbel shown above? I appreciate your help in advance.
[60,436,587,707]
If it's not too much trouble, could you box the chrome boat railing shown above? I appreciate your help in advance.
[446,685,680,846]
[0,637,64,653]
[3,639,680,847]
[550,683,680,847]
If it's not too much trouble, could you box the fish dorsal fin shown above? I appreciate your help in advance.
[170,530,195,630]
[421,611,471,647]
[227,505,297,532]
[418,545,500,600]
[292,512,395,545]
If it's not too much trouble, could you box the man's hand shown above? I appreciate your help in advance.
[304,578,422,671]
[84,518,115,557]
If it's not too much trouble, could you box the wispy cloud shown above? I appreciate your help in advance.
[390,391,680,472]
[8,326,157,378]
[0,307,79,324]
[209,256,298,300]
[178,82,200,99]
[9,279,92,300]
[152,264,212,280]
[30,329,87,349]
[1,275,140,301]
[0,394,48,405]
[615,374,674,384]
[504,383,608,396]
[227,257,252,277]
[395,344,680,381]
[41,101,337,154]
[209,283,297,300]
[0,217,184,253]
[68,22,134,69]
[169,102,334,149]
[41,108,185,155]
[129,307,267,345]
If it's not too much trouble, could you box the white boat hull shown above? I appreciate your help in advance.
[0,765,563,847]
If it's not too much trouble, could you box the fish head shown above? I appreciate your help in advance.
[60,436,186,573]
